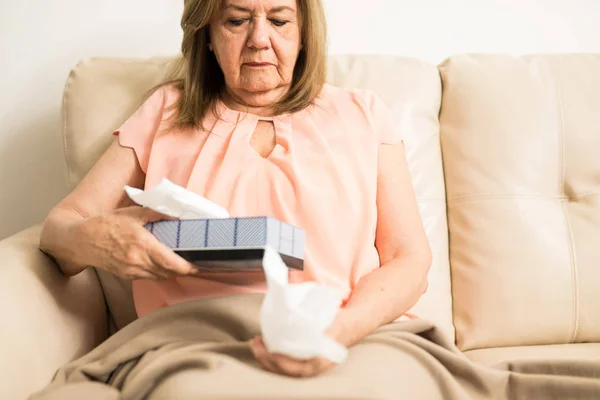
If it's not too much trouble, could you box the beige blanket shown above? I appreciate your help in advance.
[30,293,600,400]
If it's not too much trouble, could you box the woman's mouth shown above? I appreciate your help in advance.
[244,62,273,68]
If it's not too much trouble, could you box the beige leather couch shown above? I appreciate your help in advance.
[2,53,600,399]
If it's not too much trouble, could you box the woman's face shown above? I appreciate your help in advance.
[210,0,302,107]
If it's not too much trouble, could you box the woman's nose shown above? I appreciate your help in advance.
[247,19,270,50]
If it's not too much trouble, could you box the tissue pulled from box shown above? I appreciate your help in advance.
[125,178,230,220]
[124,178,348,364]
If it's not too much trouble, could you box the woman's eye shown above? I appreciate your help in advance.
[271,19,287,27]
[228,19,246,26]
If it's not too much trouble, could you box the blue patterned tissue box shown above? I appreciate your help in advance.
[145,217,305,272]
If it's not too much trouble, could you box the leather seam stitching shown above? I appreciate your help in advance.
[571,193,600,200]
[62,64,76,188]
[448,193,600,204]
[448,194,567,204]
[549,61,579,343]
[415,197,446,202]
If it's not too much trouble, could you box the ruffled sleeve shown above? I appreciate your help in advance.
[364,90,404,145]
[113,87,167,173]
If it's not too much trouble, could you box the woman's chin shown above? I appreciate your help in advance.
[236,76,283,94]
[241,83,280,94]
[240,86,285,103]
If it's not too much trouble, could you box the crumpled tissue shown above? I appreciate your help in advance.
[125,178,231,220]
[125,178,349,363]
[260,247,348,363]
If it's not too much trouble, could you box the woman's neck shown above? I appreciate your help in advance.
[220,86,288,117]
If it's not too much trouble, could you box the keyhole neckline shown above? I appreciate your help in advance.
[210,99,293,159]
[248,118,280,160]
[215,98,292,125]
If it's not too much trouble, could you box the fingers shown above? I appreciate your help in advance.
[133,269,163,281]
[92,207,183,281]
[269,353,316,378]
[250,337,328,378]
[250,338,278,373]
[147,240,195,276]
[122,207,194,277]
[148,264,173,280]
[119,266,162,281]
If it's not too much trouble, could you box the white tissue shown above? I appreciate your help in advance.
[124,179,348,364]
[125,178,230,220]
[260,247,348,363]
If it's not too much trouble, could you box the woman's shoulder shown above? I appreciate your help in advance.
[144,83,182,114]
[129,82,199,135]
[312,84,390,120]
[308,84,401,145]
[123,83,183,125]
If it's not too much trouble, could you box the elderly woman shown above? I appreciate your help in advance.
[39,0,430,382]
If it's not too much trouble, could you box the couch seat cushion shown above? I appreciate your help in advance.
[465,343,600,366]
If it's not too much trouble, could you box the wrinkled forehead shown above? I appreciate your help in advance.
[220,0,299,13]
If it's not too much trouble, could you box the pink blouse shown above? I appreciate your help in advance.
[114,83,403,318]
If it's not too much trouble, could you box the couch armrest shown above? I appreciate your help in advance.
[0,224,108,400]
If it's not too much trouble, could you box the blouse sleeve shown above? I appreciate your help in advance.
[365,90,404,145]
[112,87,166,173]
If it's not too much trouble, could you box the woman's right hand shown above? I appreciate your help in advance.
[74,206,195,280]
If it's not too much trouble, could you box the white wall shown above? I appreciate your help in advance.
[325,0,600,60]
[1,0,600,240]
[0,0,184,240]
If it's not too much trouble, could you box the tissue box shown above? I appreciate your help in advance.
[145,217,305,272]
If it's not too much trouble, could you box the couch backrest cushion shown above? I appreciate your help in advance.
[439,54,600,350]
[63,55,453,339]
[62,56,174,330]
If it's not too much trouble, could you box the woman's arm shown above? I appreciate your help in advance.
[326,141,432,347]
[251,140,432,377]
[40,138,193,280]
[40,139,144,275]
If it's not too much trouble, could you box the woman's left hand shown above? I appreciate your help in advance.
[250,336,335,378]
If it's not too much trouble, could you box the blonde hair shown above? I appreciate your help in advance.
[162,0,327,131]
